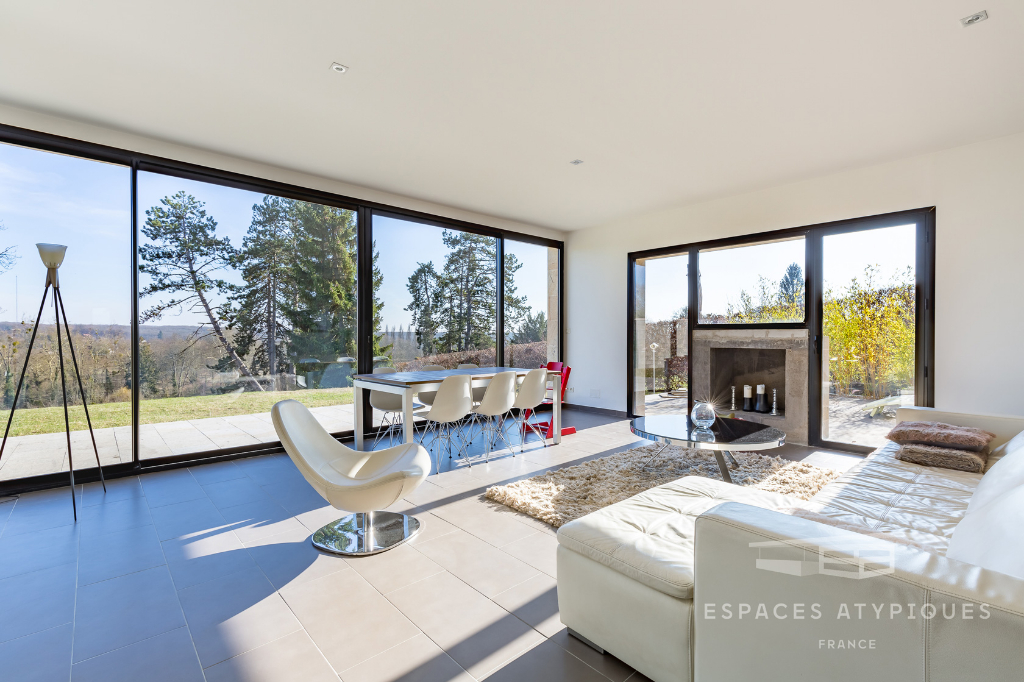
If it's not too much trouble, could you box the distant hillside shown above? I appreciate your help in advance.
[0,322,203,340]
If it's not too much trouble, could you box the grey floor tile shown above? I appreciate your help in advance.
[549,630,636,682]
[163,528,256,590]
[70,626,204,682]
[73,565,185,663]
[177,564,301,668]
[220,498,306,544]
[81,476,144,507]
[202,476,273,510]
[406,511,458,546]
[281,568,420,672]
[203,630,337,682]
[345,543,445,594]
[0,523,79,581]
[491,574,563,638]
[3,491,78,537]
[77,494,153,539]
[414,528,540,597]
[430,497,539,547]
[499,531,559,577]
[243,526,348,590]
[139,469,206,508]
[485,637,610,682]
[234,454,303,487]
[0,561,77,644]
[386,571,544,679]
[78,523,165,586]
[260,478,326,515]
[187,460,247,486]
[0,623,73,682]
[339,632,473,682]
[150,497,227,541]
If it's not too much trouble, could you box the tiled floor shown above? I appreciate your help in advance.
[0,410,862,682]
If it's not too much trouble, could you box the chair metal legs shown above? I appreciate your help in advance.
[480,412,517,462]
[515,409,548,454]
[422,420,470,473]
[371,411,403,450]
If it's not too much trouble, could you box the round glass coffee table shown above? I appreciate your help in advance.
[630,415,786,484]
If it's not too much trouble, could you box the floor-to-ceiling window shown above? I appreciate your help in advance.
[0,127,563,491]
[503,239,559,368]
[135,172,359,460]
[627,210,933,453]
[0,142,131,482]
[630,252,689,416]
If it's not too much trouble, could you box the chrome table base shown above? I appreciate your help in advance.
[312,511,420,556]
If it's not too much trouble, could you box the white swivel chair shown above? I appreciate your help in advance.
[369,367,403,450]
[471,371,517,462]
[422,374,473,472]
[513,367,550,453]
[414,364,446,410]
[272,399,430,555]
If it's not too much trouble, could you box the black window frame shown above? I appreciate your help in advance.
[627,207,935,454]
[0,123,564,495]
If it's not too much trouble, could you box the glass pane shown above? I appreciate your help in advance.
[503,240,558,368]
[373,215,498,371]
[698,238,805,323]
[821,224,916,447]
[633,253,689,416]
[136,172,358,459]
[0,142,131,481]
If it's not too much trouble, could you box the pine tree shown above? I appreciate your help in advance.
[779,262,804,307]
[281,202,358,363]
[227,196,294,378]
[139,192,262,389]
[406,261,442,355]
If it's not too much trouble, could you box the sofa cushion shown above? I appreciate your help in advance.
[556,476,796,599]
[947,485,1024,580]
[803,442,982,555]
[967,433,1024,514]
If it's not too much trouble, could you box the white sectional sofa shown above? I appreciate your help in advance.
[556,407,1024,682]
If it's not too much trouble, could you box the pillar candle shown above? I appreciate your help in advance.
[757,384,765,394]
[743,385,752,398]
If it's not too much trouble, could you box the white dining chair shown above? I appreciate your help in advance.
[369,367,403,450]
[422,374,474,472]
[272,399,430,555]
[414,364,446,409]
[513,367,550,452]
[457,363,487,403]
[471,370,517,462]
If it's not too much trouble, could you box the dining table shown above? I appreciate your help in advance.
[351,367,562,451]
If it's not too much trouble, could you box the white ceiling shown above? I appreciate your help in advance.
[1,1,1022,231]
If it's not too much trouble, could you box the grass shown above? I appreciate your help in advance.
[0,388,354,437]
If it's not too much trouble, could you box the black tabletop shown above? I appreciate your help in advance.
[630,415,786,451]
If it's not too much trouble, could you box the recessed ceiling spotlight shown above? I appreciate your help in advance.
[570,159,584,165]
[330,62,349,73]
[960,10,988,27]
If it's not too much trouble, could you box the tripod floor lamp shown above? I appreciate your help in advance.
[0,244,106,520]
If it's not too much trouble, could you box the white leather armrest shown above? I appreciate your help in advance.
[693,502,1024,682]
[896,406,1024,448]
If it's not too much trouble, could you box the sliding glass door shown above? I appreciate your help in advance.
[818,222,922,448]
[630,251,690,416]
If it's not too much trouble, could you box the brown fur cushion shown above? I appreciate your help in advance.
[895,443,987,473]
[886,421,996,452]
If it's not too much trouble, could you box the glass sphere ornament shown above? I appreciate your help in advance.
[691,402,716,429]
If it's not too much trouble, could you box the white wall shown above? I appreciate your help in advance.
[0,102,563,243]
[566,130,1024,417]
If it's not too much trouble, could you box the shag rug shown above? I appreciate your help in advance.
[485,442,841,528]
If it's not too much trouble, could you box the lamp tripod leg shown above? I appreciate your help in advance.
[53,288,77,521]
[0,283,50,463]
[56,289,105,492]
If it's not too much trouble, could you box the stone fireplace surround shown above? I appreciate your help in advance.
[691,328,809,444]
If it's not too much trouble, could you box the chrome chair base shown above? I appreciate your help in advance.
[311,511,421,556]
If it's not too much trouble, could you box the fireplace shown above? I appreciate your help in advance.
[691,329,809,444]
[711,348,786,414]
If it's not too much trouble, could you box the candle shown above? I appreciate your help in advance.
[757,384,765,394]
[743,385,752,398]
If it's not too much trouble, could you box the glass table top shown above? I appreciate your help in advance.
[630,415,786,451]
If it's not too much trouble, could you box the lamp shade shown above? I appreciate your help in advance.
[36,243,68,269]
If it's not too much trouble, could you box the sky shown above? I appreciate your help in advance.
[0,141,550,331]
[641,225,916,322]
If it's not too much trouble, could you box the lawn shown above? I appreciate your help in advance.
[0,388,354,437]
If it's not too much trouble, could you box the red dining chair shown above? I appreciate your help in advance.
[522,362,576,439]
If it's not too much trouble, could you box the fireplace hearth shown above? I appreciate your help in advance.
[711,348,786,414]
